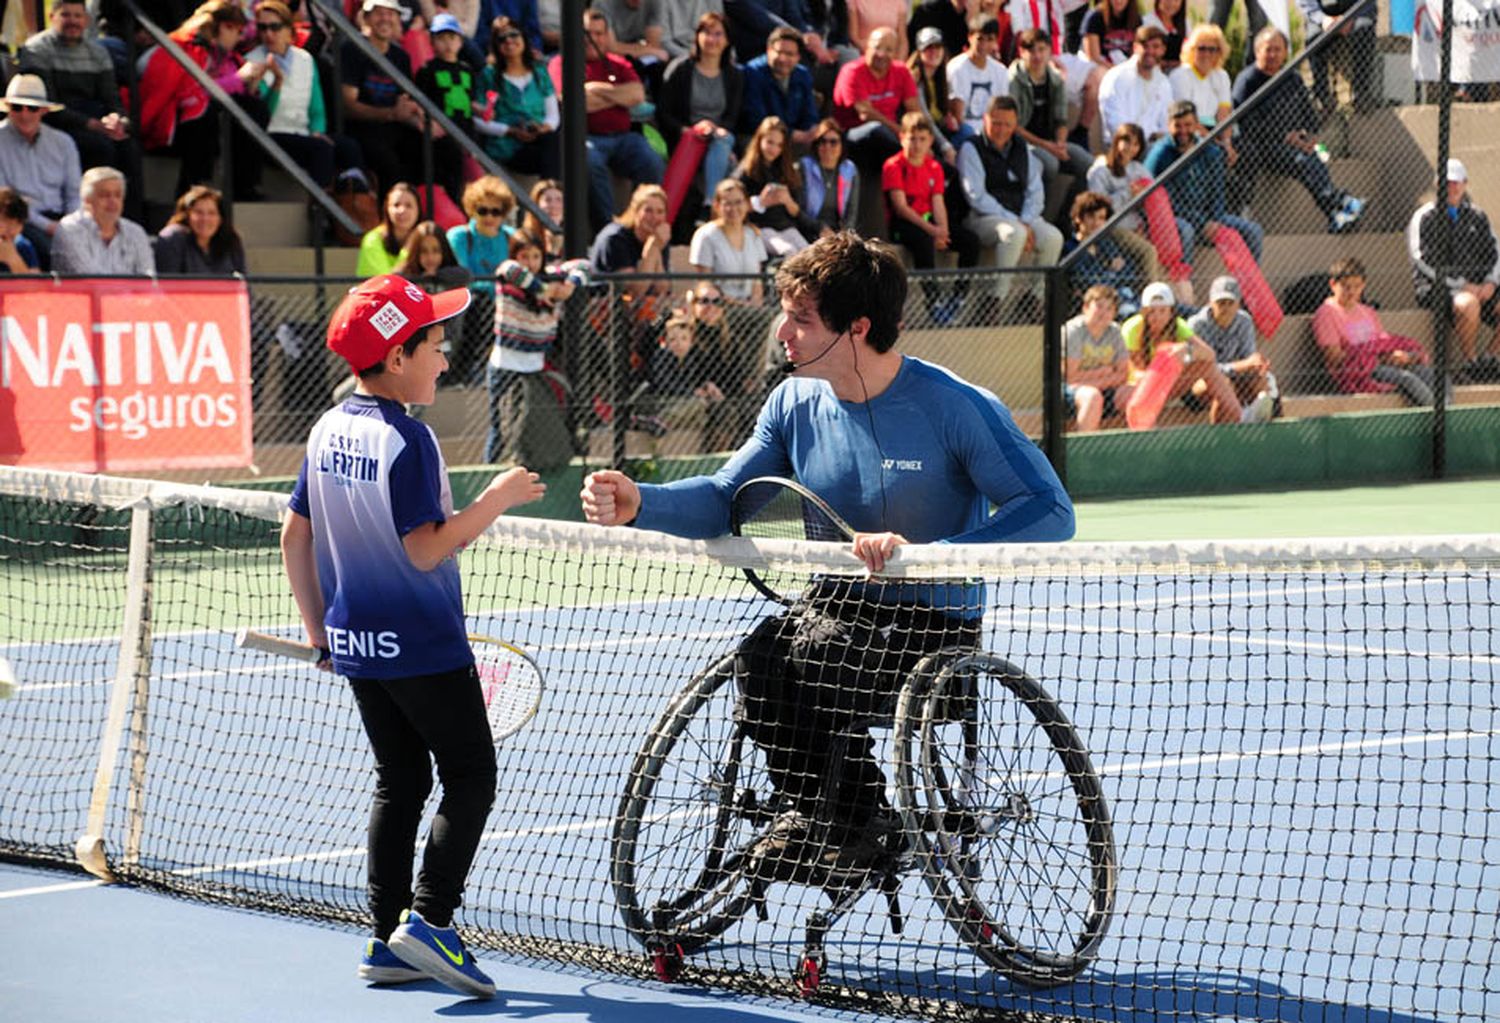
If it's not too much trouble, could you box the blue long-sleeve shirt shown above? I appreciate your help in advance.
[633,356,1074,615]
[739,55,820,134]
[1143,135,1227,230]
[958,136,1045,225]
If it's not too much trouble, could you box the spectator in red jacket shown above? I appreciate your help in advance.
[138,0,270,201]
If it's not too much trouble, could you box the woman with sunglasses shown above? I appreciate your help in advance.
[798,119,860,239]
[1169,24,1235,165]
[446,175,516,383]
[475,15,560,179]
[243,0,361,188]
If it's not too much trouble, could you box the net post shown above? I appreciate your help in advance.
[74,502,156,881]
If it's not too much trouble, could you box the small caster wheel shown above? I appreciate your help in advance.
[965,903,994,943]
[794,953,823,997]
[650,942,684,982]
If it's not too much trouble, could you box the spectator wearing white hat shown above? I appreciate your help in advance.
[1408,158,1500,382]
[1122,280,1273,425]
[0,74,81,271]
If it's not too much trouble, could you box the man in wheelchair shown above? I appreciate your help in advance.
[581,231,1075,879]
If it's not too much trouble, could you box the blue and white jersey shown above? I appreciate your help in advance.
[288,395,472,679]
[633,356,1075,617]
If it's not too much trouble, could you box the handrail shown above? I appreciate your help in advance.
[122,0,363,239]
[1056,0,1379,272]
[309,0,560,233]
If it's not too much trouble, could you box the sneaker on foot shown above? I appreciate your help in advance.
[1329,195,1367,233]
[358,937,427,985]
[388,909,496,999]
[1241,390,1274,424]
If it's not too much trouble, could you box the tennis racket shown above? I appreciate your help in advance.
[730,476,854,605]
[234,630,543,742]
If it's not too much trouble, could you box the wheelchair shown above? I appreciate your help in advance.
[610,644,1117,996]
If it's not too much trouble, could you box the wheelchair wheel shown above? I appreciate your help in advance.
[612,653,772,957]
[893,652,1116,987]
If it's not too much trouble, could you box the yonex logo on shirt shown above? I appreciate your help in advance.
[882,458,924,471]
[369,301,410,340]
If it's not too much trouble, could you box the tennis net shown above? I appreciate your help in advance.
[0,465,1496,1022]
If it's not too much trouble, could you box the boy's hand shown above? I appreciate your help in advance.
[485,467,546,514]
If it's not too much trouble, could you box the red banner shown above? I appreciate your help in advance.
[0,278,253,472]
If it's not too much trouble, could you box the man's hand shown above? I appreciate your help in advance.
[580,470,641,526]
[1202,220,1220,244]
[851,531,908,574]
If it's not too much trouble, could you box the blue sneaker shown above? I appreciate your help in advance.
[387,909,496,999]
[357,937,426,985]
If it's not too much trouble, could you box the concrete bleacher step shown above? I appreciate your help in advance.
[1177,231,1412,315]
[1248,157,1398,235]
[234,201,313,248]
[245,245,360,278]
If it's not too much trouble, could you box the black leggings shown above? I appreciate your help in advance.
[734,581,979,829]
[349,663,496,939]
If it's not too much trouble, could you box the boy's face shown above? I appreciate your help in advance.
[0,214,23,245]
[393,324,449,406]
[514,244,543,273]
[433,30,463,61]
[901,127,932,162]
[664,326,693,357]
[1211,296,1239,326]
[1084,296,1117,325]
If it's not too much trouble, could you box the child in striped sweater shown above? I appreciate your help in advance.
[486,230,591,463]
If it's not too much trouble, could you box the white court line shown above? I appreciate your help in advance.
[0,879,104,899]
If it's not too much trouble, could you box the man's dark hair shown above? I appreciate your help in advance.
[985,94,1020,116]
[767,25,802,52]
[774,232,908,354]
[1135,24,1166,44]
[0,187,29,223]
[1169,99,1198,121]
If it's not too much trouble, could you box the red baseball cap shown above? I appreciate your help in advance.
[326,274,472,372]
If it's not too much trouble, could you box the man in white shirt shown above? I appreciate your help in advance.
[50,166,154,275]
[944,16,1009,144]
[1098,25,1174,142]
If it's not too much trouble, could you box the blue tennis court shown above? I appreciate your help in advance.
[4,545,1495,1023]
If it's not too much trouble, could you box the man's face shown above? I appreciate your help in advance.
[586,16,612,54]
[3,103,45,141]
[984,107,1018,149]
[768,38,801,78]
[1170,113,1198,148]
[86,178,125,225]
[51,2,89,42]
[1211,296,1239,326]
[1447,180,1467,207]
[1255,33,1287,73]
[1137,37,1164,71]
[364,6,400,42]
[865,29,896,75]
[1025,39,1049,71]
[776,293,855,379]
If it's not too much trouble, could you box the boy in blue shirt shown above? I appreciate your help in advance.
[282,274,544,997]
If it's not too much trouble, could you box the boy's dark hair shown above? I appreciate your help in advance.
[356,327,432,380]
[1329,256,1366,280]
[1071,190,1113,227]
[774,232,907,353]
[0,186,30,223]
[1016,27,1051,50]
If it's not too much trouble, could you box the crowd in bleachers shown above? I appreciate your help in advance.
[1,0,1498,457]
